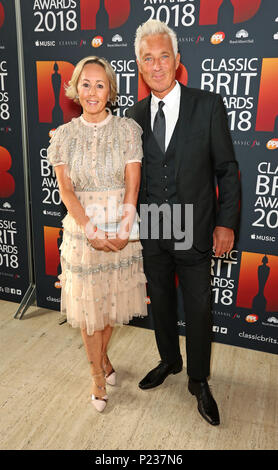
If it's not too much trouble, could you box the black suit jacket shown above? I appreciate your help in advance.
[126,84,240,251]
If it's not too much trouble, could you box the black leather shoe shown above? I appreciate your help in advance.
[139,359,183,390]
[188,378,220,426]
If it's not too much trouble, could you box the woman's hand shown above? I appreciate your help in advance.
[87,228,119,252]
[108,233,129,251]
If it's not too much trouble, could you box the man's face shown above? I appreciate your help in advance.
[137,33,180,99]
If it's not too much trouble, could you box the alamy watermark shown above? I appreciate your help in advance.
[85,199,193,251]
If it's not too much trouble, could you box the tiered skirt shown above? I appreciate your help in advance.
[59,191,148,335]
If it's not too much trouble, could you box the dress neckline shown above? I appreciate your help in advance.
[80,108,113,128]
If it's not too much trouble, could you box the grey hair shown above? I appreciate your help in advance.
[134,19,178,61]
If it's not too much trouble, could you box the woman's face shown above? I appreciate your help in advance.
[77,63,110,122]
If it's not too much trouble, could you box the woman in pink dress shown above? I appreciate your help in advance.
[47,56,147,412]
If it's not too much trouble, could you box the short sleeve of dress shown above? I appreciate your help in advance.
[122,118,143,165]
[47,124,69,167]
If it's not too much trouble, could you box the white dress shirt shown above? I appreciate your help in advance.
[150,81,181,151]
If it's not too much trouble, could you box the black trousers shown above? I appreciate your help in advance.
[141,228,213,381]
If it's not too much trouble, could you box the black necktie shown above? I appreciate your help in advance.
[153,100,165,153]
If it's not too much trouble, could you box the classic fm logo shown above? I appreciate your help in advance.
[199,0,261,25]
[0,146,15,198]
[36,61,80,124]
[80,0,130,30]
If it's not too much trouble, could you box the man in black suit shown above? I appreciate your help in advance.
[126,20,240,426]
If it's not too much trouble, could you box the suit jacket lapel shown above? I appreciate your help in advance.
[174,84,196,179]
[137,95,151,187]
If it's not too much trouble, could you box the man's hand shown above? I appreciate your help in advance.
[213,226,234,257]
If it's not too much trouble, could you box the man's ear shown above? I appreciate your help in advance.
[175,53,181,71]
[136,59,142,74]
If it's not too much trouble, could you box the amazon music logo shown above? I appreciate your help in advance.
[199,0,261,25]
[0,146,15,198]
[236,252,278,314]
[138,63,188,102]
[256,58,278,133]
[36,61,80,125]
[44,226,63,277]
[0,2,4,28]
[80,0,130,30]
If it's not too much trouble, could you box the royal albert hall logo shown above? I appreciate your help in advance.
[80,0,130,30]
[199,0,261,25]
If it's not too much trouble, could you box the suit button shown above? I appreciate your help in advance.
[163,164,167,168]
[164,188,168,191]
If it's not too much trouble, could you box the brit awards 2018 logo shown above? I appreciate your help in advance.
[44,226,63,277]
[199,0,261,25]
[256,58,278,134]
[0,146,15,198]
[0,2,4,28]
[36,61,80,125]
[236,252,278,315]
[80,0,130,30]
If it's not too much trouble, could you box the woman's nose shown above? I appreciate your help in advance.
[88,86,96,96]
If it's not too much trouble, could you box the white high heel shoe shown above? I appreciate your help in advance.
[91,372,108,412]
[103,354,116,386]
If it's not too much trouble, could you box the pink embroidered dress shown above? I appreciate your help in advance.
[47,111,147,335]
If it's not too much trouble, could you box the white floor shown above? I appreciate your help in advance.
[0,300,277,450]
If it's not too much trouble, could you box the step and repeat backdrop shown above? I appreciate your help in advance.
[0,0,278,354]
[0,0,30,303]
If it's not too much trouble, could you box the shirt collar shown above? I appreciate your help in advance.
[151,81,180,110]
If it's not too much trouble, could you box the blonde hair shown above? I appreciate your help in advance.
[135,19,178,61]
[65,56,117,105]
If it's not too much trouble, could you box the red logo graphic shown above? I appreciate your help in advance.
[266,138,278,150]
[80,0,130,30]
[36,61,81,124]
[245,314,258,323]
[256,58,278,133]
[44,226,63,277]
[0,146,15,198]
[92,35,103,48]
[138,63,188,102]
[236,252,278,313]
[199,0,261,25]
[0,2,4,28]
[210,32,225,45]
